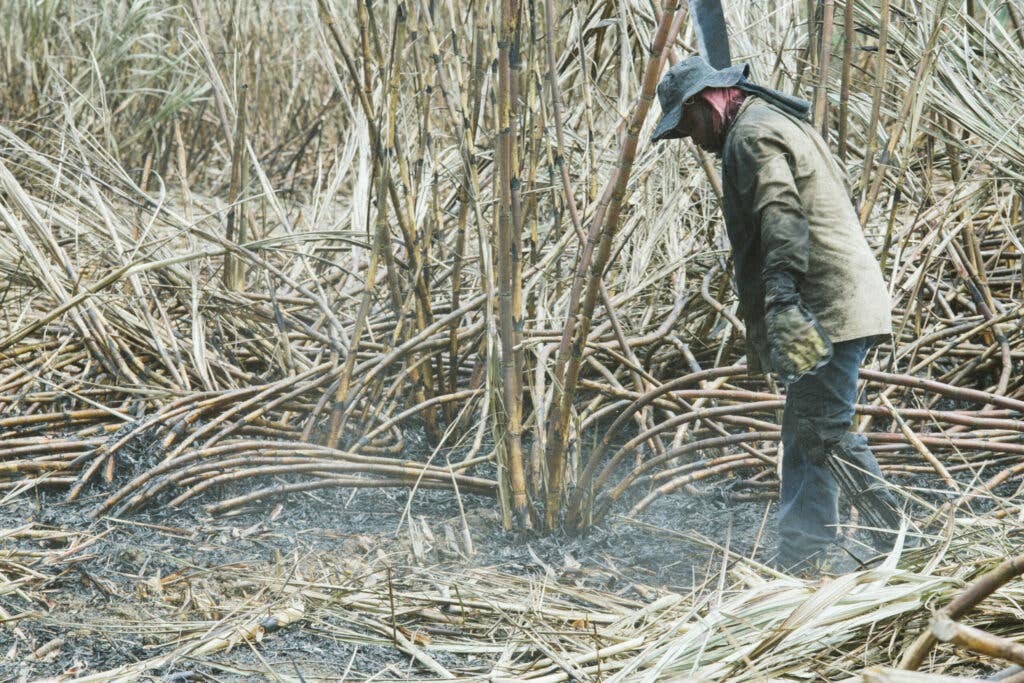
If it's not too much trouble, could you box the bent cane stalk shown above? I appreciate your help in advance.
[900,554,1024,670]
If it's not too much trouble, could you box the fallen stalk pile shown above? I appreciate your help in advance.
[0,0,1022,532]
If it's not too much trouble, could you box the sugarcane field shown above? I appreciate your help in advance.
[2,0,1024,680]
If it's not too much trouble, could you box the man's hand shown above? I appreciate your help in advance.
[764,271,832,384]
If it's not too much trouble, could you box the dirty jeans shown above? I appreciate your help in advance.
[777,336,883,566]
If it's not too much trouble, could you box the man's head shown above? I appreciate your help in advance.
[652,56,750,153]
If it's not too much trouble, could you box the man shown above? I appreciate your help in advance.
[652,56,899,572]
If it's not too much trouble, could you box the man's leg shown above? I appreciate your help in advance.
[777,337,872,569]
[824,431,901,547]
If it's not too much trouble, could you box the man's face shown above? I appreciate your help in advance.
[677,98,722,154]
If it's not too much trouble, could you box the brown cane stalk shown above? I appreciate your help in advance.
[837,0,855,159]
[540,0,671,491]
[542,1,678,530]
[856,0,891,209]
[224,83,248,291]
[365,1,440,442]
[930,612,1024,667]
[815,0,835,138]
[496,0,530,528]
[900,554,1024,670]
[316,0,439,442]
[325,157,390,449]
[860,0,951,224]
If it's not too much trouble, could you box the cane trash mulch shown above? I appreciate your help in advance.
[3,502,1023,682]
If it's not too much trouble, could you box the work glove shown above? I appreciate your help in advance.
[764,271,832,384]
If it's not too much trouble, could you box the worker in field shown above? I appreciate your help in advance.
[651,56,901,574]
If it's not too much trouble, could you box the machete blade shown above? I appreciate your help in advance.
[689,0,732,69]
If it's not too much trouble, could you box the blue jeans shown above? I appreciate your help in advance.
[777,336,883,565]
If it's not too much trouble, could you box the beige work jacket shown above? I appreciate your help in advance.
[720,98,892,370]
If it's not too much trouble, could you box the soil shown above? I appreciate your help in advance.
[0,425,985,682]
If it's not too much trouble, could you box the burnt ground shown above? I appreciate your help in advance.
[0,487,778,680]
[0,427,987,682]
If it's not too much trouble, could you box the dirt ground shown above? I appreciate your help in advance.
[0,476,769,678]
[0,429,946,682]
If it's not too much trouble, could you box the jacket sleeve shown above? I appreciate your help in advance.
[733,133,810,283]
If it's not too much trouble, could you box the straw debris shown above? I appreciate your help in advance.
[1,0,1022,678]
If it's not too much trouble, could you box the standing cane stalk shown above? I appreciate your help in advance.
[496,0,530,528]
[225,83,248,291]
[543,1,678,530]
[814,0,835,138]
[857,0,891,213]
[860,0,952,224]
[837,0,855,159]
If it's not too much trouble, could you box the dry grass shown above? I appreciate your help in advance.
[0,0,1023,678]
[3,508,1022,681]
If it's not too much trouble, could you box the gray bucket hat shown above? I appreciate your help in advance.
[651,56,748,142]
[651,56,811,142]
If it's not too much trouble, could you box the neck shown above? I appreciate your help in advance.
[715,90,748,135]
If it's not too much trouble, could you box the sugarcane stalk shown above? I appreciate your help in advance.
[930,612,1024,667]
[325,155,389,449]
[814,0,835,137]
[496,0,530,528]
[543,0,677,530]
[860,0,951,224]
[856,0,890,210]
[837,0,855,159]
[317,0,440,437]
[224,83,248,291]
[366,1,440,442]
[542,0,673,486]
[901,554,1024,670]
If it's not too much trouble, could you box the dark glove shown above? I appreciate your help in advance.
[764,271,832,384]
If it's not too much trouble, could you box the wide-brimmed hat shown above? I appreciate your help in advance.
[651,56,749,142]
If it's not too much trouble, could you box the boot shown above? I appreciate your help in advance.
[773,543,836,578]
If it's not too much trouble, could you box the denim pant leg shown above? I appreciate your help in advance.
[778,337,872,562]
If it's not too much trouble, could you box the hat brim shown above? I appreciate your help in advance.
[651,104,686,142]
[651,63,750,142]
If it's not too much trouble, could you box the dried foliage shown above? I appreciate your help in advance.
[3,513,1023,680]
[0,0,1020,527]
[1,0,1024,679]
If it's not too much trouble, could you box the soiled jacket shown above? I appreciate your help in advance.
[721,98,892,371]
